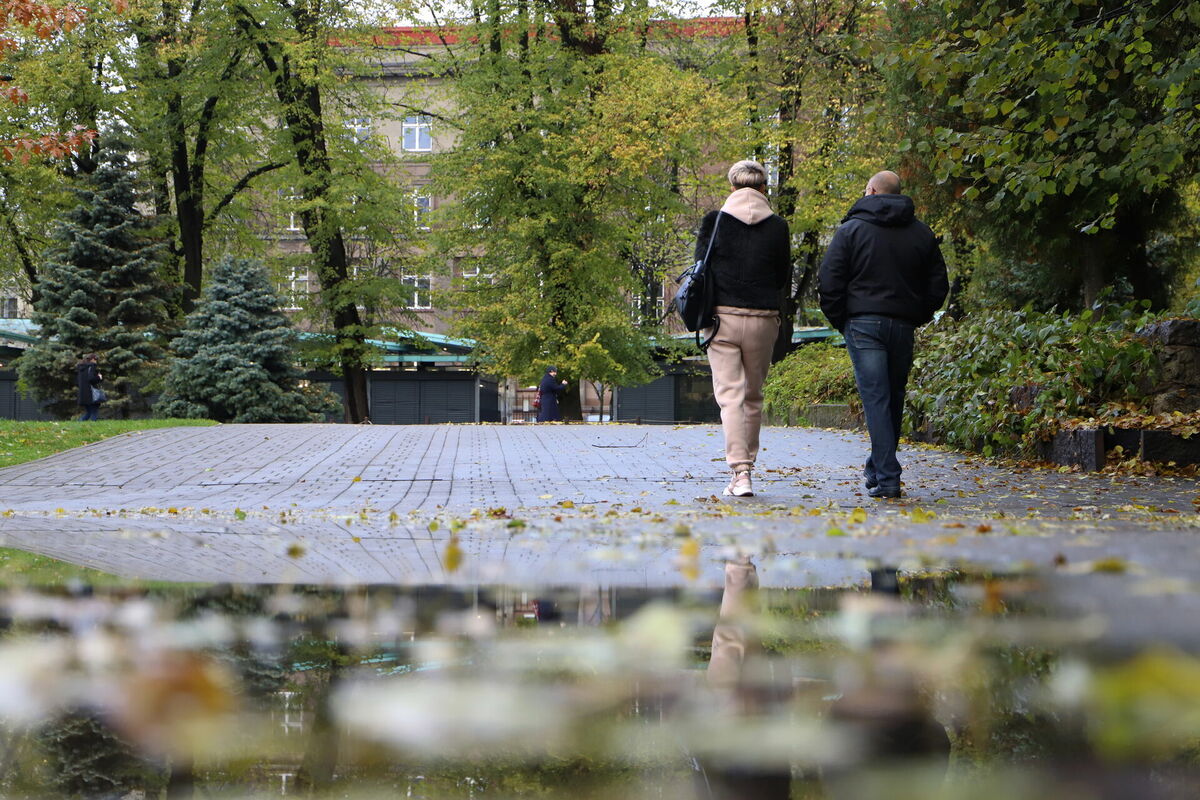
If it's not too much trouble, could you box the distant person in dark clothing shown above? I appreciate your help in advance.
[76,353,104,421]
[819,170,948,499]
[536,366,568,422]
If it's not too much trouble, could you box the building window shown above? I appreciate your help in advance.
[458,257,480,279]
[414,194,432,229]
[345,117,372,143]
[402,275,432,310]
[402,115,432,152]
[283,188,303,232]
[283,267,311,310]
[0,296,18,318]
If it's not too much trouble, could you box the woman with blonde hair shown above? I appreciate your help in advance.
[693,161,791,497]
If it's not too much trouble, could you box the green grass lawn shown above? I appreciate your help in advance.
[0,418,216,469]
[0,418,218,586]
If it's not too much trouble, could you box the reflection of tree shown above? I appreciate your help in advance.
[285,635,348,793]
[37,712,162,799]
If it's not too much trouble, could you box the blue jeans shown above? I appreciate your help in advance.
[844,315,914,490]
[79,403,100,421]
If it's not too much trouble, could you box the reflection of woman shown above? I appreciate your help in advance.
[536,366,568,422]
[697,557,791,799]
[76,353,103,421]
[694,161,790,498]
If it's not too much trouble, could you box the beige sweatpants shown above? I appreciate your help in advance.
[707,306,779,469]
[708,558,759,689]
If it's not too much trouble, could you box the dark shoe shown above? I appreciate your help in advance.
[865,476,878,490]
[868,485,901,499]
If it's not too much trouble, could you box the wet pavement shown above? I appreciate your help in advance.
[0,424,1196,607]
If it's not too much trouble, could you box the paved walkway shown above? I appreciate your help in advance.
[1,424,1198,636]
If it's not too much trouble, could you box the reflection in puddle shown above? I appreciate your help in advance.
[0,571,1195,798]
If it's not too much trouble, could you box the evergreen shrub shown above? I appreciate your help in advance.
[763,342,858,423]
[18,138,172,418]
[155,256,338,423]
[907,303,1159,457]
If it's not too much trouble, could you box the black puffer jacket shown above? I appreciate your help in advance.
[818,194,948,331]
[694,205,791,311]
[76,361,101,406]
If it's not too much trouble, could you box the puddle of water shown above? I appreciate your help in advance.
[0,570,1195,798]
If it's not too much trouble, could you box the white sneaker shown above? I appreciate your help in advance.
[723,469,753,497]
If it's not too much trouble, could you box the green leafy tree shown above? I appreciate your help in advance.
[0,0,106,301]
[155,255,333,422]
[884,0,1200,308]
[120,0,287,311]
[18,138,171,418]
[0,0,94,160]
[736,0,898,352]
[0,159,74,306]
[434,2,736,418]
[229,0,423,423]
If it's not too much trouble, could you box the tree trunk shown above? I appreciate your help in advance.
[559,380,583,421]
[167,82,204,312]
[1,210,39,305]
[944,236,973,320]
[166,757,195,799]
[235,0,371,423]
[1079,234,1109,308]
[295,651,343,794]
[769,33,801,365]
[744,9,759,159]
[1116,211,1164,309]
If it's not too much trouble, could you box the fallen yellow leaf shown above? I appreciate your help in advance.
[445,535,463,573]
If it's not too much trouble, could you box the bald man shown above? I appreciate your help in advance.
[818,171,948,499]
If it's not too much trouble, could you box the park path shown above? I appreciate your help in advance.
[1,423,1199,642]
[3,422,1194,514]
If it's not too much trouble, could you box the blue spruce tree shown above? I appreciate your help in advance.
[18,138,172,418]
[156,256,332,422]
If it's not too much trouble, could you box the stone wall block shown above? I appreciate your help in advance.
[1140,319,1200,413]
[1043,428,1105,472]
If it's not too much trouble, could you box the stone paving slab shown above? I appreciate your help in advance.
[0,424,1197,591]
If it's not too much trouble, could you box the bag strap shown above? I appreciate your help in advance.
[694,211,723,349]
[699,211,723,270]
[696,317,720,350]
[662,212,725,324]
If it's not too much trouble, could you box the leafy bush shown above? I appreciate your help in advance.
[1185,276,1200,318]
[763,341,858,422]
[907,303,1159,456]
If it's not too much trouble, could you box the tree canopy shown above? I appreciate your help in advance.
[885,0,1200,308]
[0,0,95,159]
[432,2,740,414]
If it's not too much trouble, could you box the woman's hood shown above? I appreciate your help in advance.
[720,187,775,225]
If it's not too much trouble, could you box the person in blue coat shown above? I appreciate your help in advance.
[536,366,568,422]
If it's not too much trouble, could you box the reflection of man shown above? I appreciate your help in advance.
[818,171,948,499]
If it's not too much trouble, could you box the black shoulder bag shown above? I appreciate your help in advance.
[672,212,723,349]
